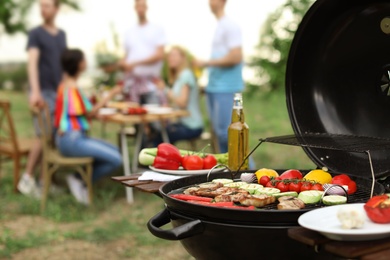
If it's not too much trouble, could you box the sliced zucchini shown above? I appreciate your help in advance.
[298,190,324,204]
[255,187,280,195]
[240,183,263,194]
[224,181,247,188]
[322,195,347,206]
[212,178,233,184]
[272,191,298,199]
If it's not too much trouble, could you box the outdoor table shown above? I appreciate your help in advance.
[99,108,189,203]
[288,227,390,259]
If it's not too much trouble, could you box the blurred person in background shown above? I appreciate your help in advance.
[154,46,204,145]
[118,0,166,105]
[55,49,122,205]
[18,0,67,198]
[194,0,244,153]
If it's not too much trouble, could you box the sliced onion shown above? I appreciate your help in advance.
[240,173,257,183]
[323,184,348,196]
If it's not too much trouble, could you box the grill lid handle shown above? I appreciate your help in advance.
[147,208,204,240]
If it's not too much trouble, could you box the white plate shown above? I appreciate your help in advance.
[298,203,390,241]
[144,106,173,114]
[149,166,225,176]
[98,108,117,115]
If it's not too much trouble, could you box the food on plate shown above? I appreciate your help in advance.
[364,195,390,224]
[323,184,348,196]
[138,146,228,167]
[279,169,303,180]
[203,154,218,169]
[240,173,257,183]
[239,194,276,207]
[212,178,234,185]
[126,107,147,115]
[152,143,182,170]
[182,154,204,170]
[298,190,324,204]
[255,168,279,181]
[322,195,347,206]
[337,206,365,229]
[273,191,298,199]
[331,174,357,195]
[303,169,332,184]
[277,196,305,210]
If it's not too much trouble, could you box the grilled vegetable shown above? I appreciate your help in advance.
[212,179,234,185]
[298,190,324,204]
[272,191,298,199]
[322,195,347,205]
[255,187,280,195]
[240,183,263,194]
[364,195,390,223]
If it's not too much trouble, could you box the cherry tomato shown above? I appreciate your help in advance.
[331,174,351,186]
[311,183,324,191]
[203,154,217,169]
[300,182,312,192]
[259,176,271,186]
[347,180,357,195]
[275,177,282,181]
[182,155,204,170]
[266,181,276,188]
[276,182,290,192]
[289,182,302,193]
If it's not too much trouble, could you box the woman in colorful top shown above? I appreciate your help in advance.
[155,46,204,144]
[54,49,122,204]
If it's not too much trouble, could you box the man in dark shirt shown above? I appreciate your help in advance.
[18,0,67,197]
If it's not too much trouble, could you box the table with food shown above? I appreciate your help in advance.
[97,102,189,203]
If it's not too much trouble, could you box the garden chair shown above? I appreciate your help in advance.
[0,100,36,192]
[31,104,94,210]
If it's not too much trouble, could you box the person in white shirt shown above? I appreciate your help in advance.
[119,0,166,105]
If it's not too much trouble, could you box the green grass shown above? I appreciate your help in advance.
[0,89,316,258]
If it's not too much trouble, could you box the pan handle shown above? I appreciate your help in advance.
[147,209,204,240]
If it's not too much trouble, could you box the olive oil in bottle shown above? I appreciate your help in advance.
[228,93,249,171]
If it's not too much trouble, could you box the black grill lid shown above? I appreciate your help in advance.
[286,0,390,177]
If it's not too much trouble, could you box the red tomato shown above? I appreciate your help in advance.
[347,180,357,195]
[279,169,303,180]
[266,181,276,188]
[289,182,302,193]
[275,177,282,181]
[259,176,271,186]
[331,174,351,186]
[203,154,217,169]
[311,183,324,191]
[276,182,290,192]
[300,182,312,192]
[182,155,204,170]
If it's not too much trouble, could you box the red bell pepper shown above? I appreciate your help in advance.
[364,195,390,224]
[170,194,213,202]
[331,174,357,195]
[152,143,182,170]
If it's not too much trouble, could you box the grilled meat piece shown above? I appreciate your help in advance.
[195,187,249,198]
[183,182,223,195]
[198,182,223,189]
[239,194,276,208]
[277,197,305,210]
[214,192,249,203]
[214,194,232,202]
[183,186,200,195]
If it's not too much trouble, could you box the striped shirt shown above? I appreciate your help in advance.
[54,83,92,132]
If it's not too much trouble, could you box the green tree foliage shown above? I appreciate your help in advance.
[0,0,80,35]
[248,0,315,92]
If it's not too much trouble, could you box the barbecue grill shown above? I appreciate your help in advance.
[146,0,390,259]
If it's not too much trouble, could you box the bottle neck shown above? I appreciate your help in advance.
[231,107,245,123]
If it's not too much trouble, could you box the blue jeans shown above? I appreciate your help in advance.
[56,131,122,182]
[206,92,234,153]
[153,123,203,146]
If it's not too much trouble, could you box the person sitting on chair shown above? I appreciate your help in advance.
[154,46,204,145]
[54,48,122,204]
